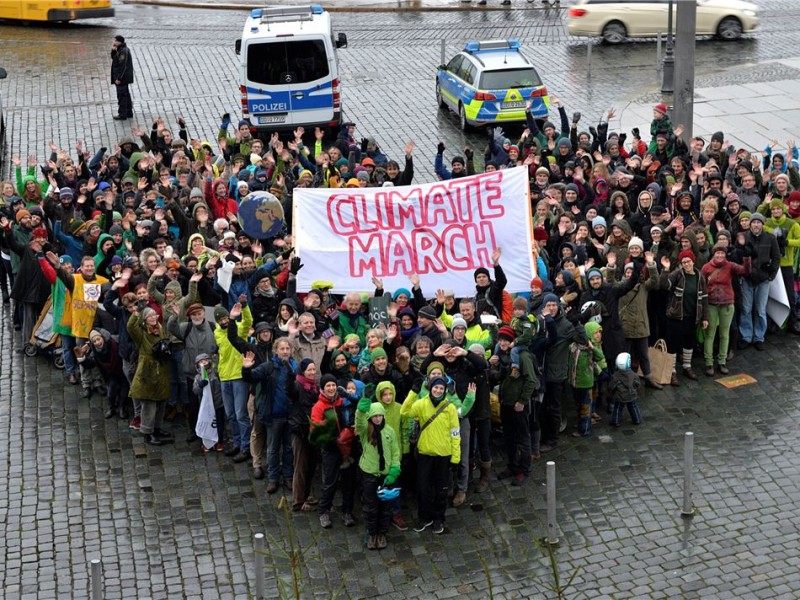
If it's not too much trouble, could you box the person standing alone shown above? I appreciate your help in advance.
[111,35,134,121]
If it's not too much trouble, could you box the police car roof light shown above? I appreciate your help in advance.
[259,5,321,23]
[465,39,521,53]
[250,8,262,18]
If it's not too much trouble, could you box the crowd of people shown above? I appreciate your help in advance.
[1,96,798,550]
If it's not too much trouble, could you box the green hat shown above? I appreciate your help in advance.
[739,211,752,222]
[367,402,386,419]
[426,361,445,375]
[769,199,785,211]
[213,306,229,322]
[371,347,387,361]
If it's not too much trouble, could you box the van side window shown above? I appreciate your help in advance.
[247,40,330,85]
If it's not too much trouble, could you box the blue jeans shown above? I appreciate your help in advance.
[573,387,592,437]
[739,279,769,343]
[266,416,293,483]
[61,334,76,376]
[167,347,188,408]
[221,379,251,452]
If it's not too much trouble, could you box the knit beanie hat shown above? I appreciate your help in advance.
[592,216,607,229]
[678,249,696,263]
[587,268,603,281]
[748,212,765,224]
[530,277,544,291]
[299,358,315,375]
[451,316,467,330]
[474,266,490,281]
[739,211,752,222]
[417,305,437,320]
[628,236,644,250]
[711,243,727,256]
[497,325,516,341]
[320,373,337,389]
[371,347,388,361]
[426,361,446,376]
[542,293,560,307]
[213,306,229,322]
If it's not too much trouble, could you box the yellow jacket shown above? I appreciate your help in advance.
[400,391,460,462]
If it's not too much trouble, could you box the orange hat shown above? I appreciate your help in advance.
[346,178,360,188]
[361,157,375,167]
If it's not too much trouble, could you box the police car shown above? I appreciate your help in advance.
[235,5,347,133]
[435,40,549,131]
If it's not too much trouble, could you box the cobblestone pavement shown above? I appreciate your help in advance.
[3,1,800,598]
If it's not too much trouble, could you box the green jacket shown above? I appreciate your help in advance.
[374,381,411,453]
[335,311,370,347]
[764,213,800,267]
[400,391,461,461]
[127,314,171,401]
[440,310,493,351]
[355,402,401,477]
[498,349,538,406]
[568,322,606,389]
[214,306,253,381]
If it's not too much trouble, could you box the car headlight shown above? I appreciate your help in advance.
[743,10,756,16]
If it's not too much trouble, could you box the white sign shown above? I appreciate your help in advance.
[196,382,219,450]
[293,167,535,297]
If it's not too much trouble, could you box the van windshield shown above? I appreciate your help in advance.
[479,68,541,90]
[247,40,329,85]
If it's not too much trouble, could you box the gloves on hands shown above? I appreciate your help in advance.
[437,142,445,155]
[289,257,303,275]
[357,396,371,413]
[383,465,401,487]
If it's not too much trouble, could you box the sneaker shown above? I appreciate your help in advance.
[129,416,141,430]
[511,473,527,487]
[510,367,520,378]
[539,443,557,453]
[319,512,332,529]
[376,534,388,550]
[342,513,356,527]
[392,514,408,531]
[432,520,444,534]
[367,535,377,550]
[414,520,434,532]
[718,364,730,375]
[214,442,225,452]
[705,366,715,377]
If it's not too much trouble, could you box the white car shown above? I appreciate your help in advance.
[567,0,760,44]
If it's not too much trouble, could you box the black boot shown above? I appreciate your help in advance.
[144,433,163,446]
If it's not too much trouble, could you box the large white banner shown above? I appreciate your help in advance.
[293,167,534,297]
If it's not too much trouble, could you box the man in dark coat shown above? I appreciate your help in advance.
[111,35,134,120]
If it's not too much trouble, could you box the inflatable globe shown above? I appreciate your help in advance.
[238,191,285,239]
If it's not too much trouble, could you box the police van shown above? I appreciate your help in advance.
[235,5,347,133]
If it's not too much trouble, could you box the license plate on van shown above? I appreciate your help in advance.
[259,114,287,124]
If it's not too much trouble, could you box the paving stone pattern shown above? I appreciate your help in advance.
[3,2,800,597]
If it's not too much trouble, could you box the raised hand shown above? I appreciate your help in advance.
[242,351,256,368]
[660,255,671,270]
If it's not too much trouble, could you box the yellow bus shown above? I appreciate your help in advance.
[0,0,114,22]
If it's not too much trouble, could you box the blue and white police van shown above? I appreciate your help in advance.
[235,5,347,133]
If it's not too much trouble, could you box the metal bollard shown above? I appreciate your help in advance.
[586,42,592,73]
[440,39,446,68]
[90,559,102,600]
[254,533,266,599]
[681,432,695,517]
[545,461,559,545]
[657,32,663,71]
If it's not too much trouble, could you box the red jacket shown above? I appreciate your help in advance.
[204,178,238,220]
[701,257,751,306]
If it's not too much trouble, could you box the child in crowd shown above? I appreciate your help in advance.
[609,352,643,427]
[193,353,227,453]
[568,321,606,437]
[355,396,400,550]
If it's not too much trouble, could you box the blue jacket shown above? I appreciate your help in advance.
[54,221,84,266]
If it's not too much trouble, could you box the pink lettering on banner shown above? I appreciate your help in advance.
[330,170,508,279]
